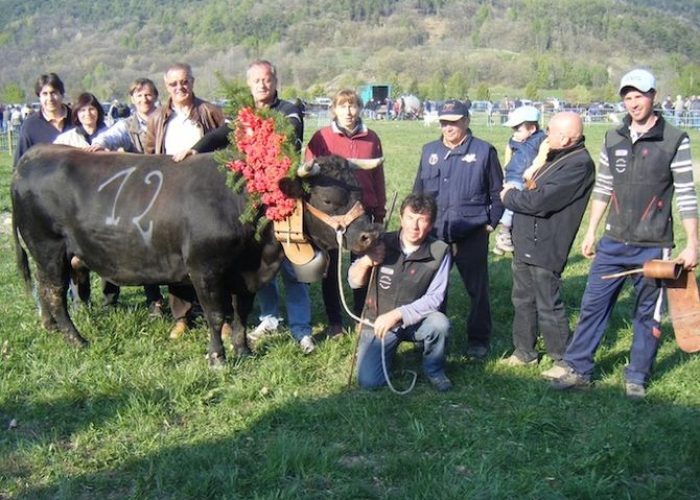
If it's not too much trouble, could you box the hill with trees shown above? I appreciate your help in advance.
[1,0,698,103]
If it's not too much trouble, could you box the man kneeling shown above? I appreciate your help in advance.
[350,194,453,391]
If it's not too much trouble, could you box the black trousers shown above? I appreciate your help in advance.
[450,229,492,348]
[510,258,570,362]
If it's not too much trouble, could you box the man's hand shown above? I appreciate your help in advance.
[581,230,597,259]
[363,241,386,267]
[675,244,698,270]
[85,144,107,153]
[500,183,517,202]
[172,149,197,163]
[373,309,402,338]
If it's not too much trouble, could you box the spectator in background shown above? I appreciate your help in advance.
[305,88,386,337]
[413,99,504,359]
[13,73,72,167]
[674,95,685,126]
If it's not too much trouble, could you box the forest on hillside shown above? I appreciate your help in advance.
[0,0,698,103]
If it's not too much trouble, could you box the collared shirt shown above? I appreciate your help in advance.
[94,113,149,152]
[163,107,203,155]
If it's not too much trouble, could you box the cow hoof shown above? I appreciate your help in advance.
[234,345,252,357]
[66,334,89,348]
[169,319,188,339]
[208,352,226,368]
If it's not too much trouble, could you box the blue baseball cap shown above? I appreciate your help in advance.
[438,100,469,121]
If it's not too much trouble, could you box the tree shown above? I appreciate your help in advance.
[524,82,539,101]
[445,72,468,100]
[1,83,25,104]
[475,83,490,101]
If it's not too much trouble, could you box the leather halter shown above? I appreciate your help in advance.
[303,200,366,233]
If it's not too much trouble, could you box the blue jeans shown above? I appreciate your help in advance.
[499,180,523,227]
[564,236,666,385]
[356,312,450,389]
[257,258,311,341]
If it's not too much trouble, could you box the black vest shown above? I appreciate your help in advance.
[604,114,687,246]
[363,232,449,322]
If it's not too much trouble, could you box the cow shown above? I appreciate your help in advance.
[11,144,380,365]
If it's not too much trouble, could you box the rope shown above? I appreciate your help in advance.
[336,230,417,395]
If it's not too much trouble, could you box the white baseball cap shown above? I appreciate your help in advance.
[619,69,656,94]
[504,105,540,127]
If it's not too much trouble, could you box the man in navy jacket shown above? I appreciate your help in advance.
[413,100,504,359]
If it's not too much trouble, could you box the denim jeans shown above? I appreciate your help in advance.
[511,258,570,362]
[257,258,311,341]
[564,236,666,385]
[356,311,450,389]
[498,180,523,228]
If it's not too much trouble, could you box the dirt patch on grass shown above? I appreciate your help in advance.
[0,211,10,236]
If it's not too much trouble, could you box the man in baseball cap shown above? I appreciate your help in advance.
[548,68,698,399]
[618,68,656,94]
[437,99,470,121]
[414,99,504,360]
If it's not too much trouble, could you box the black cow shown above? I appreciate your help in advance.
[11,144,379,364]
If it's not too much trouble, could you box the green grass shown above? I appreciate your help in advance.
[1,121,699,499]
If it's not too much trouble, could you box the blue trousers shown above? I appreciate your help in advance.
[356,312,450,389]
[564,236,666,385]
[257,259,311,341]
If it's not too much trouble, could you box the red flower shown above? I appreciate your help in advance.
[228,107,297,222]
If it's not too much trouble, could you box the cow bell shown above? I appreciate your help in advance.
[290,248,329,283]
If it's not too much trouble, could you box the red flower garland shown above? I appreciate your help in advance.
[225,107,297,222]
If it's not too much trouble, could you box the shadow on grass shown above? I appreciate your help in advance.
[8,356,700,499]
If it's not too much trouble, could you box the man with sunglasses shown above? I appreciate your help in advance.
[144,62,225,339]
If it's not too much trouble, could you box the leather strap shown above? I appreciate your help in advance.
[273,199,315,265]
[304,200,365,232]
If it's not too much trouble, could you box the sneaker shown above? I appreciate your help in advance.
[498,354,538,367]
[494,228,514,253]
[428,373,453,392]
[299,335,316,355]
[625,382,646,399]
[549,365,590,391]
[541,363,569,380]
[466,344,490,360]
[248,315,281,341]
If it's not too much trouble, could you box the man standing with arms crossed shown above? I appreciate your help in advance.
[548,69,698,398]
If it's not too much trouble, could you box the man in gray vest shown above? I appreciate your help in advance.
[350,194,453,391]
[547,69,698,399]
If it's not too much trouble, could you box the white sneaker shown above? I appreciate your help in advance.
[248,315,281,341]
[299,335,316,355]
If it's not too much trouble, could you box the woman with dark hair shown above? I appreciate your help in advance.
[54,92,107,147]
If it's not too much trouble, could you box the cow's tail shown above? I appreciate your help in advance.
[12,212,32,294]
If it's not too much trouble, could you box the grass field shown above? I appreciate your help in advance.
[1,119,699,498]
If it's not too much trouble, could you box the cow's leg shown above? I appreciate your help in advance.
[231,293,253,356]
[190,276,230,367]
[35,268,88,347]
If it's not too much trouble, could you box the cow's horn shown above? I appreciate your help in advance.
[348,157,384,170]
[297,160,320,177]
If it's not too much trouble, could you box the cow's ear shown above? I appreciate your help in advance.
[279,177,304,199]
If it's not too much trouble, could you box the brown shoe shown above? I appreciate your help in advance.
[221,323,233,343]
[498,354,538,367]
[169,319,188,339]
